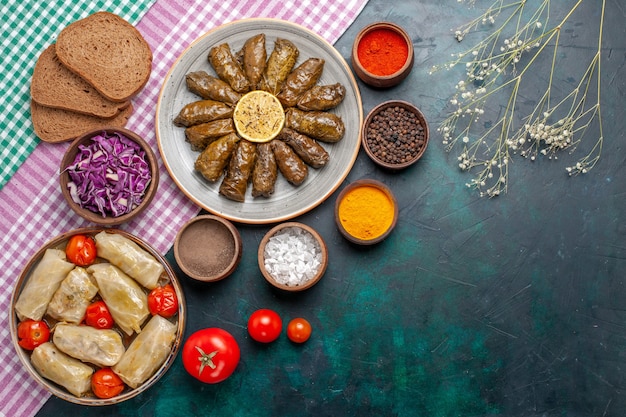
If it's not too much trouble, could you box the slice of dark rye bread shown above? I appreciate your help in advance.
[31,101,133,143]
[55,12,153,103]
[31,44,130,118]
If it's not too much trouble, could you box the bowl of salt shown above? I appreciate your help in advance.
[258,222,328,292]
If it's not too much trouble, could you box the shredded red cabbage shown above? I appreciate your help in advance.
[64,131,152,218]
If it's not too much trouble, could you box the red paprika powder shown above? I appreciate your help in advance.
[357,28,409,76]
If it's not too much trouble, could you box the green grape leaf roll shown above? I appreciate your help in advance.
[297,83,346,111]
[219,140,257,202]
[194,133,240,182]
[284,108,345,143]
[276,58,325,108]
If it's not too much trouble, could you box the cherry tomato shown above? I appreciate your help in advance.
[17,320,50,350]
[287,318,312,343]
[147,284,179,318]
[84,301,115,329]
[91,368,125,399]
[65,234,97,266]
[182,328,240,384]
[247,309,282,343]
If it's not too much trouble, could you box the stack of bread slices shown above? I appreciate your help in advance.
[30,12,153,143]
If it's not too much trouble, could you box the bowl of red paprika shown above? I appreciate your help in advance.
[351,22,414,88]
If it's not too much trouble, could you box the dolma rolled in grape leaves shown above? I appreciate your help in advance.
[31,342,93,397]
[173,99,233,127]
[194,133,240,182]
[285,108,345,143]
[46,266,98,324]
[53,323,125,368]
[252,141,278,198]
[209,43,250,93]
[185,118,235,151]
[277,128,329,168]
[276,58,325,108]
[297,83,346,111]
[185,71,241,104]
[271,139,308,186]
[237,33,267,88]
[219,140,257,202]
[258,38,299,95]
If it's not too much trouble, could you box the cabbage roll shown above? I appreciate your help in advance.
[252,142,278,198]
[258,38,299,95]
[272,139,308,186]
[112,315,177,389]
[237,33,266,88]
[53,323,125,367]
[15,249,75,322]
[185,118,236,152]
[185,71,242,104]
[276,58,325,108]
[297,83,346,111]
[94,231,164,290]
[31,342,93,397]
[88,263,149,336]
[219,140,257,202]
[194,132,240,182]
[209,43,250,93]
[285,108,345,143]
[173,100,234,127]
[47,267,99,324]
[277,128,329,168]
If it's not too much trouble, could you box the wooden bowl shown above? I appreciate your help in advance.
[10,227,186,405]
[174,215,243,282]
[362,100,429,170]
[60,127,159,226]
[334,179,398,245]
[351,22,414,88]
[258,222,328,292]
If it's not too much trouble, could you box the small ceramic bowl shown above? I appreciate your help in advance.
[334,179,398,245]
[258,222,328,292]
[174,215,243,282]
[362,100,429,170]
[351,22,414,88]
[60,127,159,226]
[10,227,186,405]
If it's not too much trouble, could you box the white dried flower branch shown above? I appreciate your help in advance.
[431,0,605,197]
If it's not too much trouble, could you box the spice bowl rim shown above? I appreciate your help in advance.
[334,178,399,245]
[174,214,243,282]
[351,21,414,88]
[59,127,159,226]
[257,221,328,292]
[362,100,430,170]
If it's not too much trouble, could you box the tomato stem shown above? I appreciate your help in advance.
[195,346,218,373]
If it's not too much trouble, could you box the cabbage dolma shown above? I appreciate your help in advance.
[88,263,149,336]
[173,100,234,127]
[53,323,125,367]
[112,315,177,389]
[15,249,75,322]
[252,142,278,198]
[219,140,257,202]
[258,38,299,95]
[94,231,164,290]
[271,139,308,186]
[276,58,324,108]
[237,33,266,88]
[297,83,346,111]
[31,342,93,397]
[277,128,329,169]
[47,267,99,324]
[285,108,345,143]
[185,71,241,105]
[185,118,235,152]
[209,43,250,93]
[194,133,240,182]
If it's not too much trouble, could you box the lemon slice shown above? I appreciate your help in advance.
[233,90,285,143]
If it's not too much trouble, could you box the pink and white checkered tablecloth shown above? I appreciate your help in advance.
[0,0,368,415]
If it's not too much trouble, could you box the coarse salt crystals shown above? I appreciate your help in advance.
[263,227,322,286]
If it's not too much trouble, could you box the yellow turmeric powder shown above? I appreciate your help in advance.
[338,185,395,240]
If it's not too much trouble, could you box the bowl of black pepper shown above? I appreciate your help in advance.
[362,100,429,170]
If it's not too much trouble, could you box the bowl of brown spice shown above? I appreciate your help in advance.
[174,215,242,282]
[362,100,429,170]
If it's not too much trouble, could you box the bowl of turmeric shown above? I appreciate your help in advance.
[351,22,414,88]
[334,179,398,245]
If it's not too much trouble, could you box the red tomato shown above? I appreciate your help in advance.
[65,234,97,266]
[17,320,50,350]
[91,368,125,399]
[182,328,240,384]
[247,309,282,343]
[84,301,115,329]
[287,318,312,343]
[147,284,178,318]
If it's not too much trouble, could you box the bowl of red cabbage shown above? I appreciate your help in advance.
[60,128,159,225]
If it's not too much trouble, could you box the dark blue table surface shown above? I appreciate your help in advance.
[38,0,626,416]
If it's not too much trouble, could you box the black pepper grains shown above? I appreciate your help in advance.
[364,103,428,168]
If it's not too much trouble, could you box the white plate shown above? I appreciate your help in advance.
[156,18,363,224]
